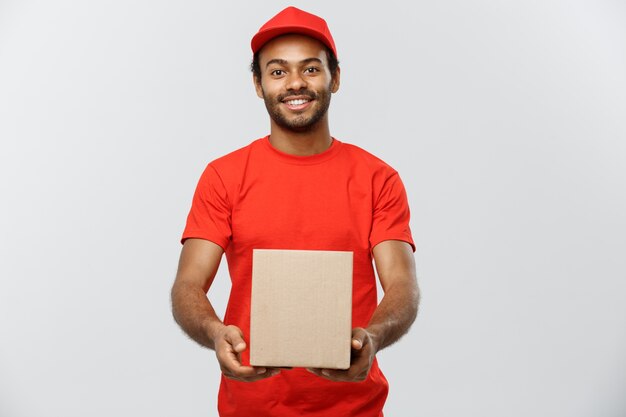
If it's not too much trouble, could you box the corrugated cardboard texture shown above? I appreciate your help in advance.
[250,249,353,369]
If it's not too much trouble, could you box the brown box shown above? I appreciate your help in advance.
[250,249,353,369]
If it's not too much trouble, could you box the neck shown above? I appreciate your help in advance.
[268,116,332,156]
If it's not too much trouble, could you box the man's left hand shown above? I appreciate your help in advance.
[307,327,378,382]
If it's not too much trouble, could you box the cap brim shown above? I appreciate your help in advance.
[251,26,336,57]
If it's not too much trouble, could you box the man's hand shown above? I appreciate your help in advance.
[305,241,419,384]
[215,325,282,382]
[306,327,377,382]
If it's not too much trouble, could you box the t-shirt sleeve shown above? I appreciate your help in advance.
[369,172,416,252]
[181,164,232,250]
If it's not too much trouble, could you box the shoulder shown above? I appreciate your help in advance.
[209,138,264,172]
[339,141,399,176]
[195,138,264,192]
[338,142,410,200]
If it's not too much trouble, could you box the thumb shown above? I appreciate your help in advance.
[225,326,247,353]
[351,329,367,350]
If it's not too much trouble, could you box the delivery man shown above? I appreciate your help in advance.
[171,6,420,417]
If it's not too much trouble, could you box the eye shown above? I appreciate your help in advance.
[270,69,285,77]
[304,67,319,74]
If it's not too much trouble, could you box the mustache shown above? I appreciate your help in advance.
[277,90,317,101]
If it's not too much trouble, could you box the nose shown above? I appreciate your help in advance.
[285,71,307,91]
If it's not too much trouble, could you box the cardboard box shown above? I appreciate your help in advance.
[250,249,353,369]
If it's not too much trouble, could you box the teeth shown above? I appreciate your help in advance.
[286,99,309,106]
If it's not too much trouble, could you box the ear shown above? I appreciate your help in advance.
[253,74,264,99]
[331,66,341,93]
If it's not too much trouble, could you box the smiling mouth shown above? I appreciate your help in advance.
[285,99,310,106]
[282,97,313,111]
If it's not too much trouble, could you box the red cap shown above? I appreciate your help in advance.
[251,6,337,58]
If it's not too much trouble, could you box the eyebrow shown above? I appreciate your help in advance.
[265,57,323,68]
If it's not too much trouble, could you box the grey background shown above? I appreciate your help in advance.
[1,0,625,416]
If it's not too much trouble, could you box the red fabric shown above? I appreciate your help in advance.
[182,136,414,417]
[251,6,338,57]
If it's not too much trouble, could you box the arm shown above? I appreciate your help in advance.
[364,239,420,351]
[308,240,419,382]
[171,238,280,381]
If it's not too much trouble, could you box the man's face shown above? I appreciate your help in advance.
[254,34,340,132]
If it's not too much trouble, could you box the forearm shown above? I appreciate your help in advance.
[366,280,420,353]
[171,280,225,350]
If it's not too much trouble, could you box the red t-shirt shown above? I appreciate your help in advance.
[182,136,415,417]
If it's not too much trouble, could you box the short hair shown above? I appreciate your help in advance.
[251,47,339,82]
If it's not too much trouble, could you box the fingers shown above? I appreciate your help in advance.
[222,364,282,382]
[214,325,375,383]
[306,360,369,382]
[307,329,375,382]
[306,329,375,382]
[215,325,281,382]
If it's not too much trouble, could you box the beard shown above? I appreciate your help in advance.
[262,86,332,132]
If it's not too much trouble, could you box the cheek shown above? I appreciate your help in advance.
[260,81,279,98]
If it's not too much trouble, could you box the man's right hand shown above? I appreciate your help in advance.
[214,325,281,382]
[172,239,281,382]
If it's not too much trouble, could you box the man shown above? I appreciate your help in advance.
[171,6,419,417]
